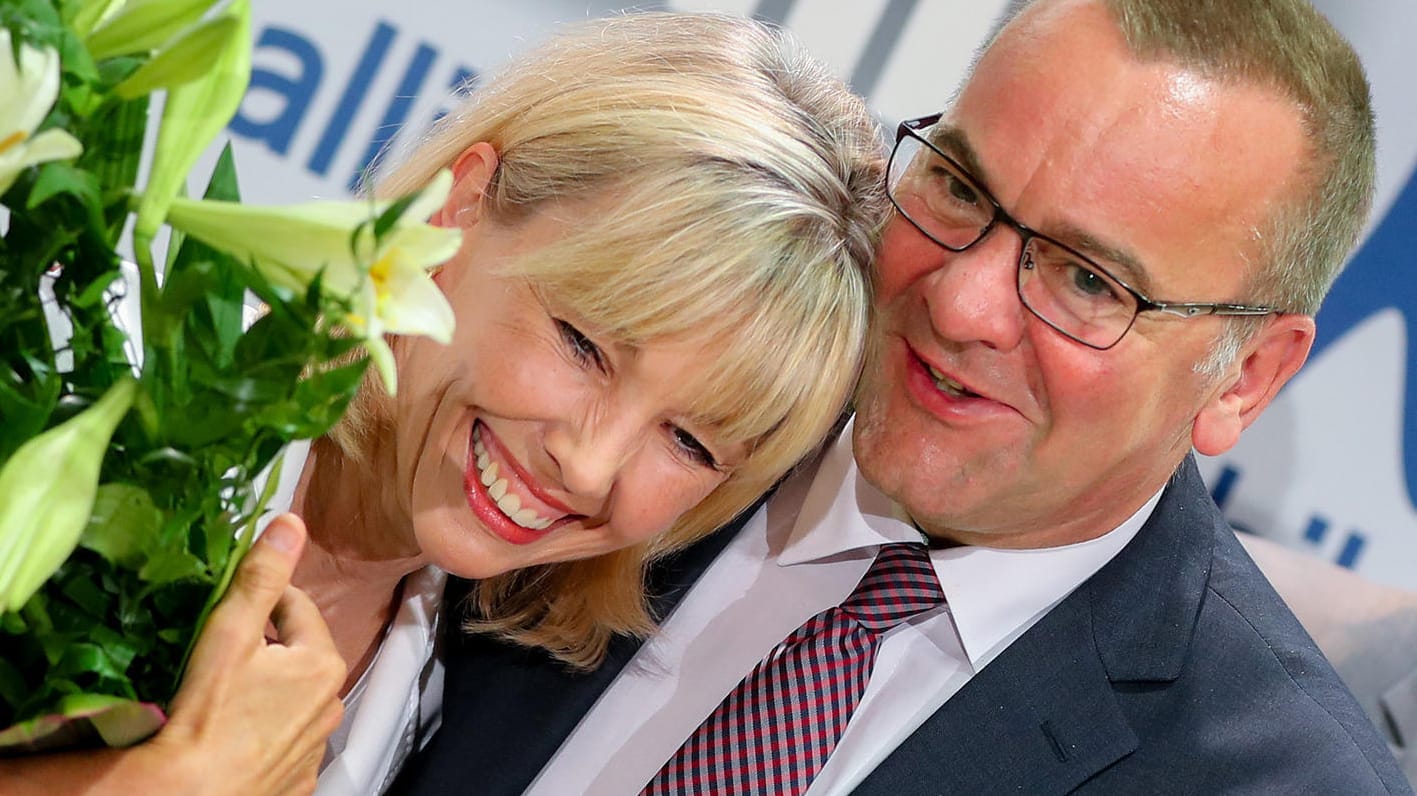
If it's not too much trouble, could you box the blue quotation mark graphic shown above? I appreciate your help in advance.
[1210,464,1367,569]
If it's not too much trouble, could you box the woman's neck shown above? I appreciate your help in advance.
[289,437,429,693]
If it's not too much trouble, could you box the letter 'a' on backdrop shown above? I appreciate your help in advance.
[222,0,1417,589]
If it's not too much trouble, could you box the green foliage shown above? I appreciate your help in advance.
[0,1,371,745]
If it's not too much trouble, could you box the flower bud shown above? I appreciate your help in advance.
[84,0,220,60]
[114,15,241,99]
[132,0,250,243]
[0,379,138,613]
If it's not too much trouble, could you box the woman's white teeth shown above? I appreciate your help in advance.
[926,364,970,397]
[512,508,543,527]
[473,425,555,530]
[498,492,521,514]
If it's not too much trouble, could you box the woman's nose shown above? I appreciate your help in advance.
[543,414,639,505]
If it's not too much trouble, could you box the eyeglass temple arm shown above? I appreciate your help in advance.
[1146,301,1280,318]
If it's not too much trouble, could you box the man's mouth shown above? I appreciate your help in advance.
[925,362,979,399]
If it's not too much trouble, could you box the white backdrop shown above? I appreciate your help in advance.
[225,1,1417,588]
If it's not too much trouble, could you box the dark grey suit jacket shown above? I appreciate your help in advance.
[394,457,1411,794]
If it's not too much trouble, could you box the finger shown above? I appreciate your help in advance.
[269,582,338,653]
[212,514,309,634]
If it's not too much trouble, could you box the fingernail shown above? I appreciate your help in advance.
[261,517,300,553]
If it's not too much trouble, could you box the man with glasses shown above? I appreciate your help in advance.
[398,0,1410,793]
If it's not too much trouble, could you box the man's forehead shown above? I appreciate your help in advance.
[939,6,1305,300]
[927,118,1155,292]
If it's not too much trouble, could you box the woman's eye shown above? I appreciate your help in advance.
[555,319,606,370]
[670,425,718,469]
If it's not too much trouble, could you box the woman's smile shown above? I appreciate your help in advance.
[464,420,582,545]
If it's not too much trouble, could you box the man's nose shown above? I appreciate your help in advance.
[920,228,1028,351]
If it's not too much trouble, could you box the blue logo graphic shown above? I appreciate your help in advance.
[1210,464,1369,568]
[229,20,478,194]
[1311,164,1417,507]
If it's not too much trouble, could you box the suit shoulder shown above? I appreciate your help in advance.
[1175,527,1410,793]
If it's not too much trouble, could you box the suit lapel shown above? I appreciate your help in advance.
[391,499,757,796]
[855,456,1219,795]
[853,588,1138,795]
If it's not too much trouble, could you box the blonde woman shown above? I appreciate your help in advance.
[1,11,888,796]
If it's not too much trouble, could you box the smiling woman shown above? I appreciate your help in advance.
[2,9,885,794]
[276,10,888,794]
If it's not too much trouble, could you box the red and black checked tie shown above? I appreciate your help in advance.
[643,543,945,796]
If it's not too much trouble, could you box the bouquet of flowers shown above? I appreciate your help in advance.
[0,0,459,752]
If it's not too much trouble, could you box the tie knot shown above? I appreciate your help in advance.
[839,543,945,633]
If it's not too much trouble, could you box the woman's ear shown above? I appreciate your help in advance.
[430,142,499,228]
[1191,314,1315,456]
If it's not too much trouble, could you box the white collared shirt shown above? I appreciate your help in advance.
[527,425,1159,795]
[257,442,447,796]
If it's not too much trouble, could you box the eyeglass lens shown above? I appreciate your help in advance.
[888,133,1138,348]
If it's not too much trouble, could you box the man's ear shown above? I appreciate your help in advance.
[429,142,499,228]
[1192,314,1315,456]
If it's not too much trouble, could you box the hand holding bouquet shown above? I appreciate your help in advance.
[0,0,458,752]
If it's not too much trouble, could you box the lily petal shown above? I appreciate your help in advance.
[373,257,456,341]
[162,171,461,395]
[13,42,61,136]
[401,168,454,224]
[21,128,85,164]
[363,334,398,394]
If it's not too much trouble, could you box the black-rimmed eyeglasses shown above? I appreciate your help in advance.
[886,113,1280,350]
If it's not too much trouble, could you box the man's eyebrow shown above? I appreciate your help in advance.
[1053,224,1153,293]
[928,122,1154,292]
[928,124,992,192]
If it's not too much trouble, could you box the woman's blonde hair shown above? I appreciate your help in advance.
[341,11,889,668]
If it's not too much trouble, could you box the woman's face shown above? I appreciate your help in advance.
[388,181,746,579]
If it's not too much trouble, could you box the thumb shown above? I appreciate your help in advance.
[213,514,308,633]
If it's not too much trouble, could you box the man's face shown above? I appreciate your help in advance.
[853,0,1311,547]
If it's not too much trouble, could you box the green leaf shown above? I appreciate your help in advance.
[71,266,123,309]
[1,612,25,634]
[26,162,101,210]
[199,142,241,202]
[78,94,147,241]
[55,643,127,681]
[81,484,164,568]
[59,574,110,618]
[137,547,205,586]
[0,657,28,709]
[373,192,418,241]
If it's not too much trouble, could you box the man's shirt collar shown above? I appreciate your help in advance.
[779,423,1161,669]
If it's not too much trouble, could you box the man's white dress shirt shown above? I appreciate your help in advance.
[527,425,1158,795]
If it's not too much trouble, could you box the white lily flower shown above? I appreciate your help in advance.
[163,170,461,392]
[0,29,84,197]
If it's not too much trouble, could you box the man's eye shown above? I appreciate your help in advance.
[555,319,605,370]
[944,173,979,206]
[1068,264,1120,301]
[670,425,718,469]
